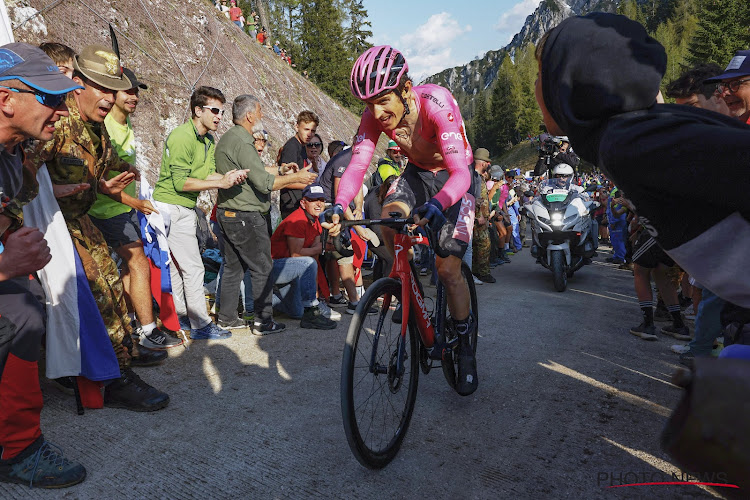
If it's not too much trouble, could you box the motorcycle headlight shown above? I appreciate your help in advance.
[551,213,563,226]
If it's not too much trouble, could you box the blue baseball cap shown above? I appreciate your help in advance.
[0,43,82,94]
[704,50,750,83]
[302,183,325,200]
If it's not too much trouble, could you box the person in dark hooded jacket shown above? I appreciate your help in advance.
[534,12,750,310]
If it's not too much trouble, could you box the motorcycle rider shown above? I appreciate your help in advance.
[539,163,588,198]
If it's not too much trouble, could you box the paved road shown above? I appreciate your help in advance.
[1,243,724,499]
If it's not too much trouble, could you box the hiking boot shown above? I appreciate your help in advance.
[456,340,478,396]
[476,273,496,284]
[0,439,86,488]
[346,302,378,315]
[300,306,337,330]
[317,300,341,321]
[252,319,286,336]
[629,322,657,340]
[328,295,348,307]
[661,325,692,341]
[191,322,232,340]
[140,327,184,350]
[217,317,248,330]
[130,346,168,367]
[104,370,169,412]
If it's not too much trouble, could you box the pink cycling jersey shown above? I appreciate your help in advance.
[335,84,473,210]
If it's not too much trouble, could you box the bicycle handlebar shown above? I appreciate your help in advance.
[321,217,450,259]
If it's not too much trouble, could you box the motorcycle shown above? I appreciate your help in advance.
[523,188,599,292]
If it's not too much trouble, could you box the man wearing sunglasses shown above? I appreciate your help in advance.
[0,42,87,489]
[153,86,248,341]
[705,50,750,124]
[23,44,169,412]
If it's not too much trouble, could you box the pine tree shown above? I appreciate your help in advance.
[342,0,372,59]
[299,0,357,109]
[470,92,491,150]
[489,60,516,154]
[688,0,750,66]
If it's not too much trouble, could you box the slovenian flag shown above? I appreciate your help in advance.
[22,165,120,382]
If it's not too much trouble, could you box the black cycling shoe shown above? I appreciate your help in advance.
[104,370,169,412]
[130,346,167,367]
[455,340,478,396]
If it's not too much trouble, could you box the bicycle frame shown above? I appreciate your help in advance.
[390,232,436,350]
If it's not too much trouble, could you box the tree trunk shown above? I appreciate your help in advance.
[256,0,272,43]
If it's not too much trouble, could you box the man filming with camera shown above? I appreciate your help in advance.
[534,134,580,177]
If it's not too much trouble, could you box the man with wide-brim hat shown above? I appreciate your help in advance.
[0,42,88,489]
[87,65,184,353]
[24,44,171,412]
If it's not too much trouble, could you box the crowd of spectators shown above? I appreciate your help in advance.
[2,9,750,491]
[213,1,294,65]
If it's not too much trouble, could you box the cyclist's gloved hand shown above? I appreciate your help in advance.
[414,198,446,232]
[320,203,344,225]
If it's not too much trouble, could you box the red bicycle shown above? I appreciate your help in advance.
[327,217,478,469]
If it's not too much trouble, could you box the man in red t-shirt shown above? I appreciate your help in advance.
[269,184,337,329]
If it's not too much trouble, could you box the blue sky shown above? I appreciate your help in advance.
[361,0,541,82]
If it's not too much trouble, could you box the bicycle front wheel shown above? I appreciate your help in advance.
[341,277,420,469]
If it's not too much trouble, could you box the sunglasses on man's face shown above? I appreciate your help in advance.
[306,142,322,148]
[0,86,66,108]
[202,106,225,116]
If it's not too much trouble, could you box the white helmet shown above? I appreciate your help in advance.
[551,163,574,177]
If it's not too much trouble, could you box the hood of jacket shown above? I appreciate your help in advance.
[539,12,667,161]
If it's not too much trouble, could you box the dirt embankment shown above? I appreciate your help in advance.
[9,0,385,198]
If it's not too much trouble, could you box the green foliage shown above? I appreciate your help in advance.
[342,0,373,60]
[298,0,359,109]
[688,0,750,67]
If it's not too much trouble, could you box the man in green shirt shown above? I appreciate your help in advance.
[215,94,319,334]
[88,68,182,350]
[152,86,248,340]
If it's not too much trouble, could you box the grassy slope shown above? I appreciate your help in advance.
[496,141,540,174]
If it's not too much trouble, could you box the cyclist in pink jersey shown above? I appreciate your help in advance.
[321,45,478,395]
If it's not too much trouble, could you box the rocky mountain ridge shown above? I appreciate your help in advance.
[423,0,620,106]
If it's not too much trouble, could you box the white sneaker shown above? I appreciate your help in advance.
[473,275,484,285]
[670,344,690,354]
[317,300,341,321]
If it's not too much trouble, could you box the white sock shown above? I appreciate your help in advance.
[356,285,365,300]
[128,312,136,323]
[141,322,157,335]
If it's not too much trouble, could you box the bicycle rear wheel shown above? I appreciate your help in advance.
[441,262,479,389]
[341,277,420,469]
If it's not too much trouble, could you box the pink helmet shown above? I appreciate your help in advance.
[350,45,409,100]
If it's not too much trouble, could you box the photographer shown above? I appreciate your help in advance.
[533,134,580,177]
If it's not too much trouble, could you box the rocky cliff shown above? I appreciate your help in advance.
[7,0,377,192]
[424,0,620,106]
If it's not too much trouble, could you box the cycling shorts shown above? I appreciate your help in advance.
[382,162,475,259]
